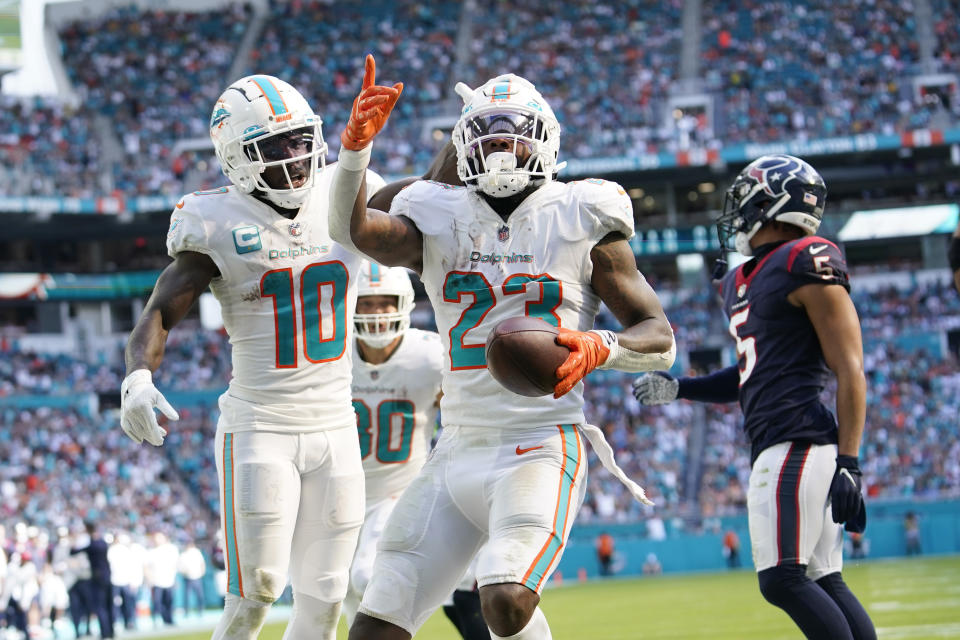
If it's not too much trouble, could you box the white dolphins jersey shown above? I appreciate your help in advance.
[351,328,443,503]
[165,164,385,432]
[390,178,634,429]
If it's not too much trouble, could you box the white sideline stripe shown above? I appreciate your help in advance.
[877,623,960,639]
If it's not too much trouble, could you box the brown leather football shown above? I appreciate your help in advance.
[484,316,570,397]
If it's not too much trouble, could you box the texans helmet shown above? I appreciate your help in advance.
[717,154,827,256]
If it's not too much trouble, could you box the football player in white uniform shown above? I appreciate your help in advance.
[328,56,676,640]
[120,75,384,640]
[344,260,442,624]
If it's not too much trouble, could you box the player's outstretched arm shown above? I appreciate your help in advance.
[121,252,218,445]
[329,54,423,271]
[791,282,867,530]
[632,366,740,406]
[553,233,675,397]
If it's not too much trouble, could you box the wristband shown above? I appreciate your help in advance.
[121,369,152,394]
[336,145,372,172]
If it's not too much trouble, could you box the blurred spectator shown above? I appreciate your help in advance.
[107,533,138,630]
[71,521,113,639]
[722,529,741,569]
[176,540,206,617]
[642,552,663,575]
[209,532,227,608]
[596,532,615,577]
[646,516,667,541]
[849,532,867,559]
[144,532,177,627]
[904,511,922,555]
[54,529,91,639]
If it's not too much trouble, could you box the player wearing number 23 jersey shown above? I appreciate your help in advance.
[122,74,384,640]
[329,60,675,639]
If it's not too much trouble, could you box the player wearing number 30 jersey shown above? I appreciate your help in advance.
[328,55,675,640]
[343,261,443,625]
[121,74,384,640]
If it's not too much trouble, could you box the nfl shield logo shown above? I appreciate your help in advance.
[497,225,509,242]
[737,284,747,298]
[370,371,379,380]
[289,222,302,236]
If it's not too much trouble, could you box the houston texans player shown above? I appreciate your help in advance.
[328,55,675,640]
[633,155,876,640]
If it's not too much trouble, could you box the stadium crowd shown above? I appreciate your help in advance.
[3,1,960,197]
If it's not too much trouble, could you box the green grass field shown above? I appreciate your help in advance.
[154,556,960,639]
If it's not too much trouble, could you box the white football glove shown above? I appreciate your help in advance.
[631,371,679,406]
[120,369,178,446]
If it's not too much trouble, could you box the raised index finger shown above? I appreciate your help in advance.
[362,54,376,91]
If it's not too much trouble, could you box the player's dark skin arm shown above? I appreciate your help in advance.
[590,233,674,354]
[124,252,219,374]
[788,283,866,457]
[348,142,462,273]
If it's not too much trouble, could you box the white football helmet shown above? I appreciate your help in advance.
[355,261,415,349]
[209,75,327,209]
[451,74,562,198]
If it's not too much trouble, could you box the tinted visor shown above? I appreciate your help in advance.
[463,112,543,145]
[256,127,315,162]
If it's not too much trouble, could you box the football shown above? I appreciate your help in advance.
[484,316,570,397]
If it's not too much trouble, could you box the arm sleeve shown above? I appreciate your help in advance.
[676,366,740,403]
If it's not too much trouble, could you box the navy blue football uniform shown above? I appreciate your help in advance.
[720,235,849,463]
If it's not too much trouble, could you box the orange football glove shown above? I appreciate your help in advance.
[341,54,403,151]
[554,328,611,398]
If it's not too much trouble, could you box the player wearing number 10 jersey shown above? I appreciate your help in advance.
[329,56,675,640]
[633,155,875,640]
[121,75,384,640]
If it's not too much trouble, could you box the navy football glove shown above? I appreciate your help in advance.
[830,455,866,533]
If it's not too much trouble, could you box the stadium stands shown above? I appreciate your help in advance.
[1,0,956,197]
